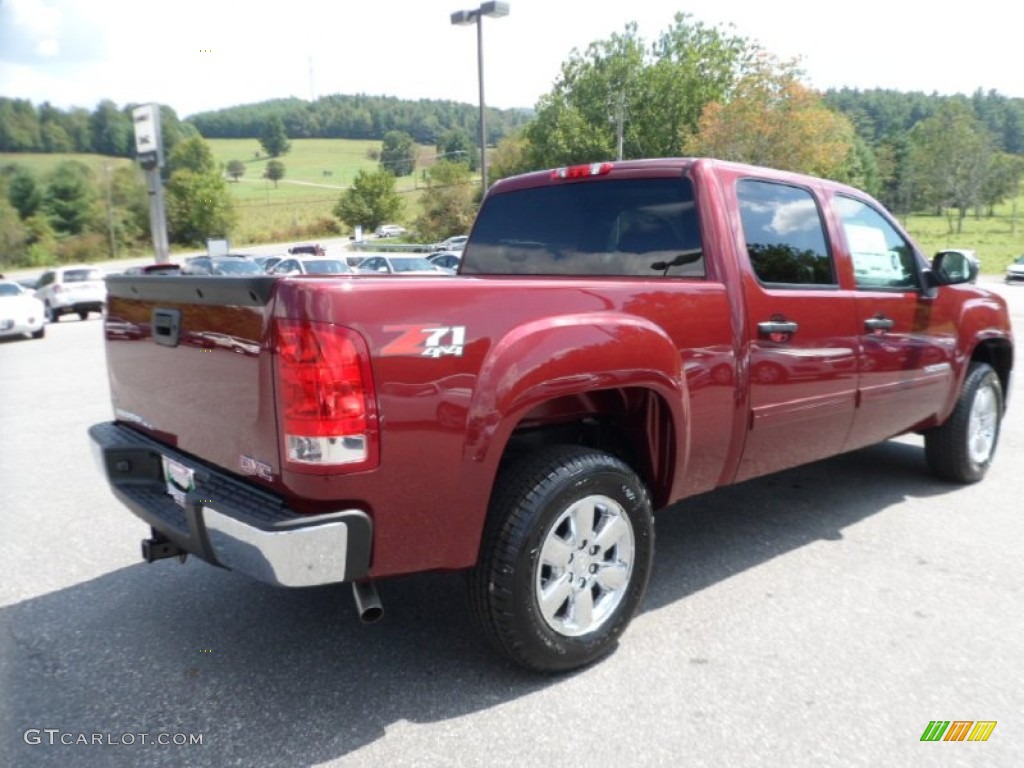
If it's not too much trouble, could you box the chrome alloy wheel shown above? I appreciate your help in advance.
[967,381,999,465]
[534,494,635,637]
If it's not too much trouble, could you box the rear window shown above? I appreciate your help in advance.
[303,259,349,274]
[463,177,704,278]
[64,269,103,282]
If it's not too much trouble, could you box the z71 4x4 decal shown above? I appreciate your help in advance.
[381,325,467,358]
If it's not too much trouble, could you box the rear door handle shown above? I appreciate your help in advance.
[864,316,894,333]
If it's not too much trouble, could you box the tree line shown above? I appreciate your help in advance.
[187,94,531,146]
[3,11,1023,267]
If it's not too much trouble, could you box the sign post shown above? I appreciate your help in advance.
[133,104,170,263]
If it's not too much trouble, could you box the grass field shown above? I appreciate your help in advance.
[3,144,1021,268]
[205,139,441,243]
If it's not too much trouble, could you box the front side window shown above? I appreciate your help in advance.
[834,195,917,290]
[464,177,704,278]
[737,179,834,286]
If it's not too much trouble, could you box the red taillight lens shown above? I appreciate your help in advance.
[551,162,613,180]
[274,319,378,472]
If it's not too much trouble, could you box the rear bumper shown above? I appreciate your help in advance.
[89,421,372,586]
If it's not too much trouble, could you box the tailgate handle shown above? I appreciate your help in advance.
[152,308,182,347]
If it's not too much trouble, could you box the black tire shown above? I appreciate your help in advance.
[31,326,45,339]
[468,445,654,672]
[46,303,59,323]
[925,362,1003,483]
[77,310,88,321]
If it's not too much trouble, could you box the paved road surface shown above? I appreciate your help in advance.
[1,279,1021,767]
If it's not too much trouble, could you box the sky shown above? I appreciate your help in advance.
[0,0,1019,119]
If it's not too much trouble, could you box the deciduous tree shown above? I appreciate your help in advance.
[226,159,246,182]
[259,115,291,157]
[686,54,857,182]
[414,161,476,241]
[165,169,237,245]
[380,131,416,177]
[264,160,285,188]
[909,100,995,233]
[333,169,402,232]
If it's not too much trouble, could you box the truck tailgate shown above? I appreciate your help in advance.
[103,275,280,483]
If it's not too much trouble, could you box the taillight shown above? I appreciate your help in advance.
[551,162,613,180]
[274,318,378,473]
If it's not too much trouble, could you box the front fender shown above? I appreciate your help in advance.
[465,312,688,463]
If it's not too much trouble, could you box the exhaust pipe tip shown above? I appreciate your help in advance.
[352,581,384,624]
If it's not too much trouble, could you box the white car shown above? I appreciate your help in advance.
[0,280,46,340]
[437,234,468,251]
[34,265,106,321]
[1006,255,1024,284]
[269,256,354,276]
[355,255,448,276]
[375,224,407,238]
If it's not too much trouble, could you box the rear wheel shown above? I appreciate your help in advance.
[77,310,88,321]
[925,362,1003,483]
[46,303,59,323]
[31,326,45,339]
[468,445,654,672]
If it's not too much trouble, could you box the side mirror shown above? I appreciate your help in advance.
[932,250,979,286]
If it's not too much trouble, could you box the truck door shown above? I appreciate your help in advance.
[732,178,860,482]
[831,194,956,451]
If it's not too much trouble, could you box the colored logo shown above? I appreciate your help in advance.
[920,721,997,742]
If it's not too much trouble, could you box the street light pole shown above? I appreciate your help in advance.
[451,2,509,195]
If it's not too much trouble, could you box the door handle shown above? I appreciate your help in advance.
[758,320,799,338]
[864,316,894,333]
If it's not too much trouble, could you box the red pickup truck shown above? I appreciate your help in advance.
[90,158,1013,671]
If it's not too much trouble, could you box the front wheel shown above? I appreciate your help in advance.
[468,445,654,672]
[925,362,1003,483]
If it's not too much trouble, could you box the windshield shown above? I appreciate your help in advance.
[211,259,264,275]
[0,282,23,297]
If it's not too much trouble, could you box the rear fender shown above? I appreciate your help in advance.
[465,312,688,469]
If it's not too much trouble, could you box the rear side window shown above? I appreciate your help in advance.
[737,180,835,286]
[463,178,704,278]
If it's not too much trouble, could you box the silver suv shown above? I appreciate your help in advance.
[34,266,106,322]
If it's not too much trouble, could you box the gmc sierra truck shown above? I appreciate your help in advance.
[90,158,1013,671]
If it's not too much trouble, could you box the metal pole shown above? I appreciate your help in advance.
[477,13,487,193]
[145,168,170,263]
[105,165,117,260]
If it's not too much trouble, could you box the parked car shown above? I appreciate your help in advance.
[375,224,407,238]
[183,255,265,276]
[428,251,462,272]
[0,279,46,340]
[1006,254,1024,283]
[287,244,325,257]
[122,263,182,276]
[253,255,285,273]
[435,234,468,251]
[354,254,448,275]
[34,265,106,322]
[269,256,353,276]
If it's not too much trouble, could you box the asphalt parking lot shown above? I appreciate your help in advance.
[1,278,1021,767]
